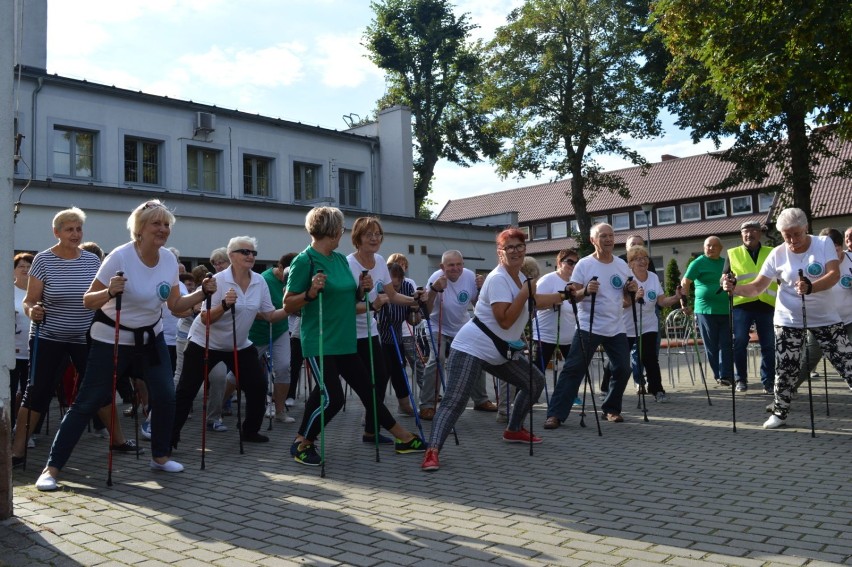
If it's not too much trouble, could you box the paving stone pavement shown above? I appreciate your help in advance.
[3,365,852,566]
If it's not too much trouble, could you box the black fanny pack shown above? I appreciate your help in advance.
[472,316,526,360]
[92,309,162,368]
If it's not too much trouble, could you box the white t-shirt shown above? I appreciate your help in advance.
[14,285,29,359]
[533,271,576,344]
[90,242,178,346]
[758,235,840,328]
[347,253,391,339]
[452,264,528,366]
[835,252,852,324]
[570,255,631,337]
[622,270,663,337]
[188,266,274,350]
[427,268,478,337]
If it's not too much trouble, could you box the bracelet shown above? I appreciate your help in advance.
[107,289,116,299]
[304,291,316,302]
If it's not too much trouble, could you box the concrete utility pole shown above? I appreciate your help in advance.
[1,0,17,519]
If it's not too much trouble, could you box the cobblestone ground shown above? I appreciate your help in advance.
[2,361,851,566]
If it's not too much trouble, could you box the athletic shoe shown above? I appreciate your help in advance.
[397,404,415,417]
[207,419,228,432]
[421,448,440,471]
[735,381,748,392]
[140,420,152,440]
[27,437,36,449]
[495,413,508,424]
[265,404,276,419]
[502,428,543,444]
[111,440,144,454]
[243,432,270,443]
[573,396,583,405]
[275,412,295,423]
[395,436,427,454]
[763,415,785,429]
[543,416,561,429]
[35,472,58,491]
[285,398,295,408]
[92,427,110,439]
[362,433,394,445]
[150,459,184,473]
[718,378,732,387]
[294,443,322,466]
[605,413,624,423]
[290,440,300,457]
[655,392,668,403]
[763,388,774,395]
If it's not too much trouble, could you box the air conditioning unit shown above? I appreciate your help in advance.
[195,112,216,135]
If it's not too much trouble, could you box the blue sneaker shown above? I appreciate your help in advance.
[293,442,322,466]
[140,420,152,440]
[395,436,427,454]
[573,396,583,405]
[362,433,394,445]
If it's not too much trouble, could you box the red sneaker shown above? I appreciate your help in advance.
[502,428,543,444]
[421,448,440,471]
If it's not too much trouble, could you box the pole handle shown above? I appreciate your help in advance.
[115,271,125,311]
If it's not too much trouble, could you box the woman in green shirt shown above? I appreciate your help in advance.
[284,207,425,466]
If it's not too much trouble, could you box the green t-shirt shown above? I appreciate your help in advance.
[683,255,729,315]
[248,268,288,346]
[287,246,357,357]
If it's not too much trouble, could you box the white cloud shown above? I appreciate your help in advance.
[314,32,384,88]
[177,43,307,89]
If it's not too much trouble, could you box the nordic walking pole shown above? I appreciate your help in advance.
[569,283,602,436]
[798,269,816,438]
[526,279,536,456]
[228,294,244,455]
[201,273,212,470]
[22,301,43,471]
[361,270,380,462]
[107,271,125,487]
[390,325,426,443]
[553,304,562,403]
[532,315,550,404]
[823,355,829,417]
[723,269,737,433]
[317,269,327,477]
[680,288,712,405]
[637,289,650,422]
[265,323,274,431]
[419,296,460,444]
[627,277,648,421]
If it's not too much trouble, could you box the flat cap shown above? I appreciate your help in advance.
[740,220,764,231]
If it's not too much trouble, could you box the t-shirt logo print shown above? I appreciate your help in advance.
[806,263,824,277]
[457,290,470,304]
[610,275,624,289]
[157,281,171,301]
[840,274,852,289]
[647,290,658,301]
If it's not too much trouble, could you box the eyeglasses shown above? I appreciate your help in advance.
[501,243,526,253]
[364,232,383,240]
[232,249,258,257]
[561,258,577,266]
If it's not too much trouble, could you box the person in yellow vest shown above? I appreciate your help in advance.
[728,220,778,394]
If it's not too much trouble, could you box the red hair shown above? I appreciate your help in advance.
[497,227,527,248]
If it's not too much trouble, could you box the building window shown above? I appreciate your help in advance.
[657,206,676,225]
[551,221,567,239]
[570,220,580,234]
[681,203,701,222]
[519,226,530,239]
[53,127,95,179]
[634,210,651,228]
[338,169,361,208]
[243,155,272,197]
[592,215,608,225]
[731,195,752,215]
[612,213,630,231]
[124,137,161,185]
[705,199,727,218]
[532,224,548,240]
[187,146,221,192]
[294,162,320,202]
[758,193,774,212]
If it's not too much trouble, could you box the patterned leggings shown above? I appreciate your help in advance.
[772,323,852,419]
[429,349,545,451]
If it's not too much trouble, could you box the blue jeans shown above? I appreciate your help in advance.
[696,314,733,382]
[47,334,175,470]
[548,331,630,420]
[732,308,775,390]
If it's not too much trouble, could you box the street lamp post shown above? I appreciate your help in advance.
[640,202,653,258]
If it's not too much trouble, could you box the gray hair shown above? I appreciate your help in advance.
[441,250,463,264]
[53,206,86,231]
[209,247,228,264]
[227,236,258,253]
[776,207,809,232]
[590,223,612,239]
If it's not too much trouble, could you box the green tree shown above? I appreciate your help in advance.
[651,0,852,227]
[481,0,662,252]
[661,256,682,322]
[364,0,499,218]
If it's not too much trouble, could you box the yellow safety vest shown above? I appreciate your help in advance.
[728,245,777,308]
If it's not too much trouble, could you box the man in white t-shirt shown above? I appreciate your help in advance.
[418,250,495,419]
[545,223,639,427]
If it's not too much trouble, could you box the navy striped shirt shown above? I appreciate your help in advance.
[377,280,415,346]
[28,250,101,343]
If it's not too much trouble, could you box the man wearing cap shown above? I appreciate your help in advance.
[728,221,777,393]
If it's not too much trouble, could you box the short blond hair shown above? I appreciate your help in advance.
[127,200,176,241]
[305,206,344,239]
[53,206,86,231]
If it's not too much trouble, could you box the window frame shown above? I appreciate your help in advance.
[550,220,568,239]
[240,149,277,199]
[730,195,753,215]
[337,167,364,209]
[570,220,580,234]
[758,193,774,212]
[123,135,164,187]
[681,202,701,222]
[634,210,651,228]
[532,223,548,240]
[656,206,676,225]
[705,198,727,219]
[612,212,630,231]
[185,144,224,194]
[51,124,99,180]
[519,226,530,239]
[292,159,324,204]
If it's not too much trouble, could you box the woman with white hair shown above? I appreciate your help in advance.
[172,236,290,448]
[723,207,852,429]
[34,200,216,491]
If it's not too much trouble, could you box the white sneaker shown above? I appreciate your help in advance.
[265,404,276,419]
[150,459,184,473]
[285,398,296,408]
[763,415,785,429]
[655,392,668,403]
[275,412,295,423]
[140,420,152,440]
[207,419,228,432]
[92,427,110,439]
[35,472,58,492]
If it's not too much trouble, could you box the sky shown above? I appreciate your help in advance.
[45,0,725,215]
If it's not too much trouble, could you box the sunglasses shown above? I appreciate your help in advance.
[561,258,577,266]
[232,249,258,257]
